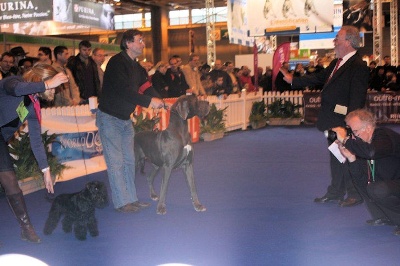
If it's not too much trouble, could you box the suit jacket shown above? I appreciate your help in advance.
[293,52,369,131]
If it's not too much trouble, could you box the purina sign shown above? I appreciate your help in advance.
[0,0,52,22]
[0,0,114,34]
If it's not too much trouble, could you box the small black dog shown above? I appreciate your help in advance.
[43,181,108,240]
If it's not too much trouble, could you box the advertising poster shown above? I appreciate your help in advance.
[247,0,334,36]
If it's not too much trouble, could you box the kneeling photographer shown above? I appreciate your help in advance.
[332,109,400,236]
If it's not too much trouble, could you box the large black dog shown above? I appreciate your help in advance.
[135,95,210,215]
[43,181,108,240]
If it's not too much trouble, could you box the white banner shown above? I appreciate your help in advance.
[247,0,335,36]
[227,0,254,46]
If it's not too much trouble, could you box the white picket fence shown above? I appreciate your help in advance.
[206,89,305,131]
[41,89,306,133]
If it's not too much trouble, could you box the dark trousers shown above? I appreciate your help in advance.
[325,149,361,200]
[348,159,400,225]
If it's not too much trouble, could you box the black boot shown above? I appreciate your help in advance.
[7,192,41,243]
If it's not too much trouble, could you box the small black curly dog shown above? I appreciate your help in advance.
[43,181,109,240]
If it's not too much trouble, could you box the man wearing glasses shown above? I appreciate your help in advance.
[96,29,164,213]
[333,109,400,236]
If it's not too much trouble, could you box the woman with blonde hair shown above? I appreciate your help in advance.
[0,63,68,243]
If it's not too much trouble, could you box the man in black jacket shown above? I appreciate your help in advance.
[334,109,400,236]
[96,29,164,213]
[281,25,369,207]
[67,40,101,104]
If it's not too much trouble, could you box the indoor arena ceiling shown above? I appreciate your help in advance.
[114,0,228,14]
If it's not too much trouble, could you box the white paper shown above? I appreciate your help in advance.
[328,142,347,163]
[89,96,98,110]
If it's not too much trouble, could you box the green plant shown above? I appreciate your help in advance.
[132,113,160,132]
[200,104,227,134]
[249,100,268,123]
[7,131,70,181]
[267,99,302,118]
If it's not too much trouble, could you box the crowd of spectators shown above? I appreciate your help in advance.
[3,42,400,108]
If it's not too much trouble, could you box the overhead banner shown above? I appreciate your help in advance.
[227,0,254,46]
[247,0,334,36]
[0,0,53,23]
[0,0,114,35]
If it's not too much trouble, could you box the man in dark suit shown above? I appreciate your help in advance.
[280,25,370,207]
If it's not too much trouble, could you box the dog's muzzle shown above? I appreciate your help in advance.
[197,101,210,118]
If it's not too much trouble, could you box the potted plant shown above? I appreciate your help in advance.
[200,103,227,141]
[3,131,70,195]
[249,100,268,129]
[267,98,303,126]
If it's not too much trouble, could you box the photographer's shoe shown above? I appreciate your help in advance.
[394,226,400,236]
[314,196,342,203]
[366,218,393,226]
[338,198,363,207]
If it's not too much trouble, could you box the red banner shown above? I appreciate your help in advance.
[272,42,290,91]
[253,41,258,90]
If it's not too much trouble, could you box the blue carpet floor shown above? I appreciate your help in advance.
[1,125,400,266]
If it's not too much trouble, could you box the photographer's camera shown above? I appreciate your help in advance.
[324,127,353,142]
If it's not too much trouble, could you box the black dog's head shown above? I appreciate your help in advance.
[84,181,109,209]
[173,95,210,120]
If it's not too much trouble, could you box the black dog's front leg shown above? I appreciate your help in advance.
[61,215,74,233]
[183,163,206,212]
[74,220,88,241]
[87,215,99,237]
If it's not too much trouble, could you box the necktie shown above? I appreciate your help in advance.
[29,94,41,124]
[327,58,343,83]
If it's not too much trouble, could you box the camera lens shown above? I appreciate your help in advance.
[324,129,337,142]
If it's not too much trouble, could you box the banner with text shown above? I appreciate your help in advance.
[0,0,53,23]
[0,0,114,35]
[303,91,400,124]
[247,0,335,36]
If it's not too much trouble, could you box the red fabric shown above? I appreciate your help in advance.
[253,41,258,89]
[240,75,255,92]
[272,42,291,91]
[138,81,152,94]
[29,94,41,124]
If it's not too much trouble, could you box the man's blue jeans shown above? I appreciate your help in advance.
[96,110,138,208]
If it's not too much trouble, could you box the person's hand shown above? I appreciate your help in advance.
[337,141,357,162]
[46,72,69,89]
[43,170,54,194]
[332,127,348,143]
[149,97,165,109]
[280,67,293,84]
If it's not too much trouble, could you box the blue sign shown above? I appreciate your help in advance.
[52,131,103,163]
